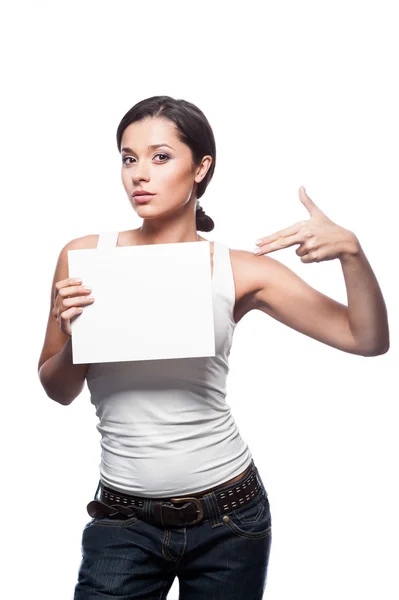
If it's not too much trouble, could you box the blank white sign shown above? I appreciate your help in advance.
[68,241,215,364]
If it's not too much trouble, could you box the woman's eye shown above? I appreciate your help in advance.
[122,153,169,166]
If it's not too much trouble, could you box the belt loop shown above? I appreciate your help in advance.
[202,492,223,526]
[94,480,101,500]
[142,498,151,521]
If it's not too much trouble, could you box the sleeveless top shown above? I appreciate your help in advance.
[85,231,253,497]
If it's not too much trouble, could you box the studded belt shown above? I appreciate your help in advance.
[86,460,262,528]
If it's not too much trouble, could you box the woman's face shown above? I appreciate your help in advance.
[120,116,210,220]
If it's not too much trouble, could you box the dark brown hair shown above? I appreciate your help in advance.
[116,96,215,232]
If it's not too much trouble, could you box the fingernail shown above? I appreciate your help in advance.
[253,248,262,254]
[255,239,263,245]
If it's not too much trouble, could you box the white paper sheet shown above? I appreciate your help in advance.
[67,240,215,364]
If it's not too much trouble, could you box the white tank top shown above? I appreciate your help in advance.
[86,231,252,497]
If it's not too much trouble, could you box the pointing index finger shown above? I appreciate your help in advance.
[255,222,302,246]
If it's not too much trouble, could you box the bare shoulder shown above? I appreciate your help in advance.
[229,246,274,292]
[65,229,132,250]
[228,247,297,301]
[65,233,100,251]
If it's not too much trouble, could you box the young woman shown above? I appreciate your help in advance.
[38,95,389,599]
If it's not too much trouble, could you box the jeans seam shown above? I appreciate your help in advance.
[162,528,178,562]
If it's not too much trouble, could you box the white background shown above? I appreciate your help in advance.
[1,1,397,598]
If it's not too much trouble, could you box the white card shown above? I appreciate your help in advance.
[67,240,215,364]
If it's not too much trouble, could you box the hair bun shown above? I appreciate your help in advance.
[196,203,215,232]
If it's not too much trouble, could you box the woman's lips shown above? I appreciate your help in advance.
[133,194,156,203]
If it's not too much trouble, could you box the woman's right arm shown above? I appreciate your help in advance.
[38,236,95,406]
[38,338,90,405]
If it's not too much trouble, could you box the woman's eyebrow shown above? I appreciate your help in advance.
[121,143,174,153]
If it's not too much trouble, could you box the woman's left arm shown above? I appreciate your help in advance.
[252,186,390,357]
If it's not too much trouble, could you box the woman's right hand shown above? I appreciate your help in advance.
[52,278,95,336]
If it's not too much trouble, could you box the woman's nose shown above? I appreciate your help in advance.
[131,164,151,183]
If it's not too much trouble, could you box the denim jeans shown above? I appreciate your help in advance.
[73,460,272,599]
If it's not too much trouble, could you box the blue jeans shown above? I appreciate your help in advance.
[74,460,272,599]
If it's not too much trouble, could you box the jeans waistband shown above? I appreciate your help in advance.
[87,459,264,527]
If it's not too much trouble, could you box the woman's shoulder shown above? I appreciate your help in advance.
[62,232,108,252]
[66,229,139,250]
[228,245,260,267]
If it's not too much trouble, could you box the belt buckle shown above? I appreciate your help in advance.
[170,496,204,525]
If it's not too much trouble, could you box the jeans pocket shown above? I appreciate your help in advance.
[90,513,140,528]
[224,489,272,539]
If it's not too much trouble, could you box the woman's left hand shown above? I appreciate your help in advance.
[254,186,360,263]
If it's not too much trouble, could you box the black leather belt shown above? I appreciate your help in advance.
[87,460,262,528]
